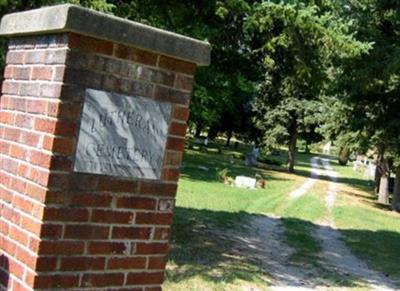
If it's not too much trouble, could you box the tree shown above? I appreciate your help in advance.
[335,0,400,205]
[245,1,368,172]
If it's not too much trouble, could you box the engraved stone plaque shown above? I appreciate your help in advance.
[74,89,172,179]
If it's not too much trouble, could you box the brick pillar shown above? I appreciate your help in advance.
[0,5,210,290]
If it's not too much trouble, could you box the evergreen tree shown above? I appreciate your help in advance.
[245,1,368,172]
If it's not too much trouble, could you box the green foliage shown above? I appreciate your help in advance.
[246,1,369,169]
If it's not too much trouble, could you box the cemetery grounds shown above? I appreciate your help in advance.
[163,140,400,291]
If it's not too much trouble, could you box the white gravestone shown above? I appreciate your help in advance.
[235,176,257,189]
[74,89,171,179]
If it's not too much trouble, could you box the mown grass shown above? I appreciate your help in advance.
[330,163,400,284]
[165,145,306,290]
[164,144,400,290]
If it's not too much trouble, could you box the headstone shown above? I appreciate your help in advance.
[235,176,257,189]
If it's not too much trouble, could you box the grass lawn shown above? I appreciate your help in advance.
[331,160,400,285]
[164,143,400,290]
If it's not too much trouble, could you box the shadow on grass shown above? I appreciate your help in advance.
[167,207,400,289]
[181,149,288,184]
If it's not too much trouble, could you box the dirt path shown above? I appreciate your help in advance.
[290,157,321,199]
[313,157,397,291]
[236,156,398,290]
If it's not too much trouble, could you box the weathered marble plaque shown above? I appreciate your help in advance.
[74,89,172,179]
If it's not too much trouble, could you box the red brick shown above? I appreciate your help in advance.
[48,102,81,119]
[116,197,157,210]
[9,225,29,246]
[175,74,194,91]
[10,177,26,193]
[2,81,20,95]
[7,257,25,280]
[3,66,13,79]
[0,111,14,124]
[40,83,62,97]
[112,227,151,239]
[10,144,27,160]
[47,136,75,155]
[0,188,13,204]
[154,227,171,241]
[69,175,98,190]
[43,207,89,222]
[36,257,57,272]
[69,33,114,56]
[60,257,105,271]
[166,136,186,152]
[64,224,109,239]
[81,273,125,287]
[148,256,167,269]
[107,257,146,270]
[31,66,52,80]
[13,67,30,80]
[114,44,158,66]
[126,272,165,285]
[88,242,128,255]
[136,242,168,255]
[15,114,34,128]
[47,173,70,189]
[70,193,112,207]
[24,51,45,64]
[28,237,40,253]
[164,151,183,166]
[6,51,24,64]
[15,245,37,269]
[159,56,196,75]
[34,117,56,133]
[40,224,63,239]
[53,66,65,81]
[20,131,40,147]
[162,168,181,181]
[25,183,47,202]
[169,122,187,137]
[97,178,138,192]
[49,156,73,171]
[30,151,52,168]
[139,181,177,196]
[154,86,190,105]
[44,191,65,205]
[19,82,40,97]
[34,274,79,289]
[13,194,34,214]
[24,269,35,287]
[2,237,17,256]
[4,127,20,142]
[20,216,41,236]
[2,158,18,174]
[91,210,134,224]
[136,213,173,226]
[27,99,47,114]
[39,241,84,255]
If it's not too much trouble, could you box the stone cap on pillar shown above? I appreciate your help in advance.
[0,4,211,66]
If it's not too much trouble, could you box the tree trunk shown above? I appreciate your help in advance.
[374,145,385,193]
[338,147,349,166]
[207,126,219,140]
[304,140,310,154]
[226,130,232,147]
[378,158,390,204]
[194,125,203,137]
[287,118,298,173]
[392,167,400,212]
